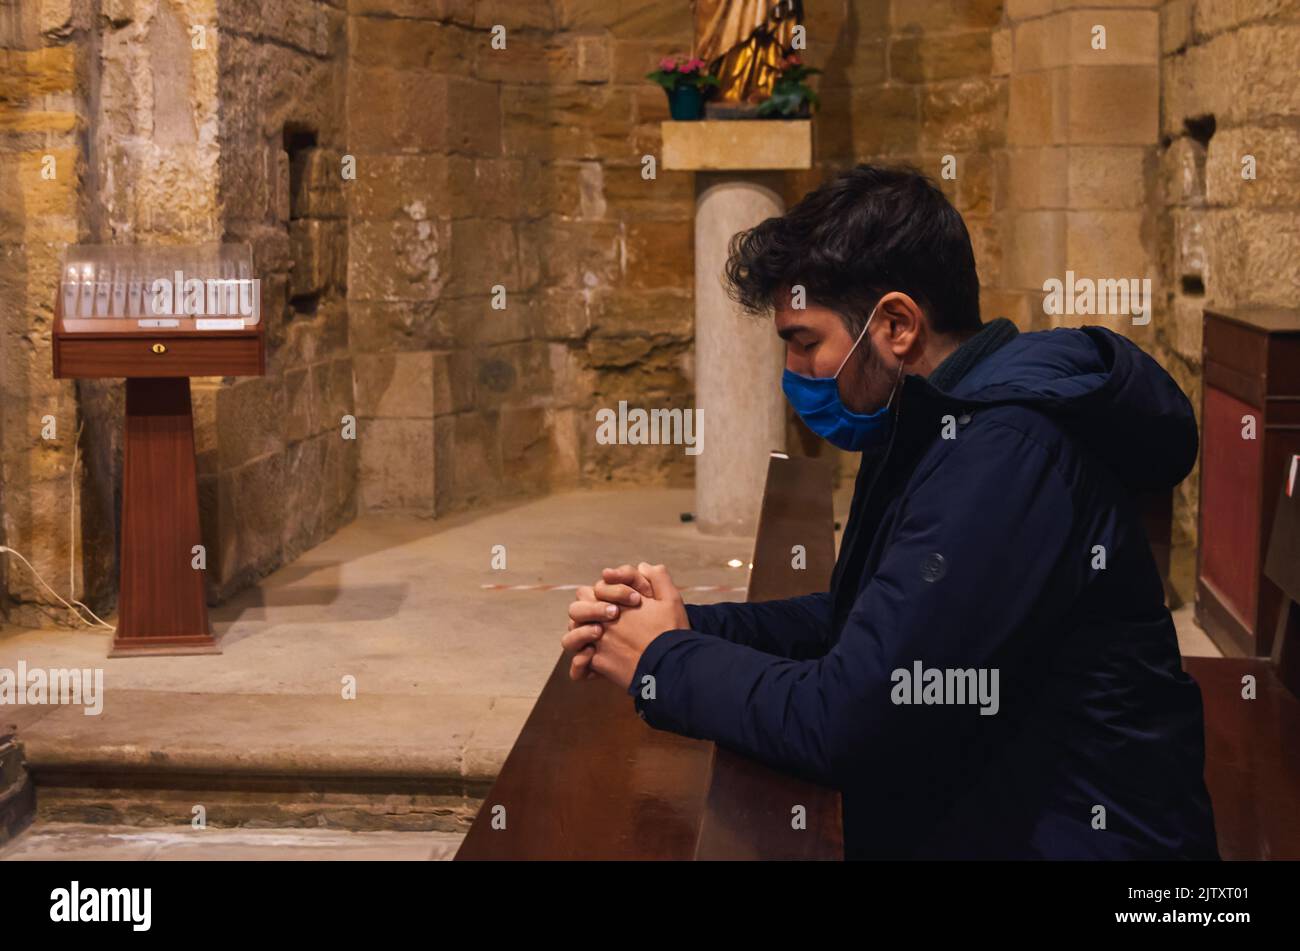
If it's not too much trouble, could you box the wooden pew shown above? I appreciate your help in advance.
[1184,469,1300,860]
[695,453,841,860]
[455,453,843,860]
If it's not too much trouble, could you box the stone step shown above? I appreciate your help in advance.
[1,822,464,860]
[14,688,531,832]
[0,734,35,845]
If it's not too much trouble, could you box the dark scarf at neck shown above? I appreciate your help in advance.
[926,317,1019,393]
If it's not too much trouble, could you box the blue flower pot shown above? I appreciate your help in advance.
[666,85,705,121]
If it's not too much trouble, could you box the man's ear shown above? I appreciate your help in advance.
[878,292,926,363]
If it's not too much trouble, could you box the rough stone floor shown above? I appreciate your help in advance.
[0,486,1217,860]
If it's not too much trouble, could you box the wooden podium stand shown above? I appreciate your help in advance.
[52,247,264,657]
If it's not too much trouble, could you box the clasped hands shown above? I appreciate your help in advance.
[560,562,688,691]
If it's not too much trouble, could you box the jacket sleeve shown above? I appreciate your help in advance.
[684,593,835,660]
[629,418,1089,788]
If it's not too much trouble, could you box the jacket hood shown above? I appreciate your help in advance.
[943,326,1198,491]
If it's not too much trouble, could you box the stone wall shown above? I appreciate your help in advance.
[4,0,1297,621]
[543,1,699,492]
[0,0,86,626]
[202,0,355,599]
[1157,0,1300,594]
[345,2,493,517]
[806,0,1004,287]
[999,0,1161,336]
[342,1,702,518]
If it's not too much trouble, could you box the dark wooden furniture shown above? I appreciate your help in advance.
[455,453,843,860]
[1196,307,1300,657]
[55,331,262,379]
[1185,465,1300,860]
[52,248,264,656]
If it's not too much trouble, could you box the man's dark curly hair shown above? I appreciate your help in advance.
[724,164,982,336]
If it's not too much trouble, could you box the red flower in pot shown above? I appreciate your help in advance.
[647,56,720,120]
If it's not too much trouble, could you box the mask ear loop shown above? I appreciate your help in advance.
[832,300,883,380]
[885,359,906,411]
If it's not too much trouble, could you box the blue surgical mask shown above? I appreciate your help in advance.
[781,302,902,452]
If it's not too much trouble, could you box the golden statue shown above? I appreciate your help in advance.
[695,0,804,105]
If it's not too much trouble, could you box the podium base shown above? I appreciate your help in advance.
[109,633,222,658]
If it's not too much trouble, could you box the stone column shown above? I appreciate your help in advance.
[693,174,786,534]
[663,120,811,535]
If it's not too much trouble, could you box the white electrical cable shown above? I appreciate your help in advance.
[0,421,114,632]
[0,545,114,630]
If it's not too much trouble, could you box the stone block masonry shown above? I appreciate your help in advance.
[3,0,1296,619]
[1154,0,1300,600]
[0,8,84,628]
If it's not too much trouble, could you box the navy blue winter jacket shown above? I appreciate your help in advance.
[629,326,1219,860]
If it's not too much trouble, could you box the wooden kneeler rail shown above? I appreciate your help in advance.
[455,453,843,860]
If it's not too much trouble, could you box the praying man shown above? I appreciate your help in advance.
[561,164,1219,861]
